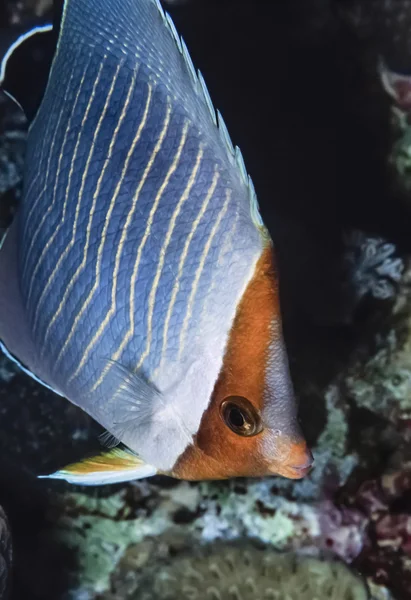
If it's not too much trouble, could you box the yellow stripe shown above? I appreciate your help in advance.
[23,66,76,235]
[199,207,240,327]
[31,59,106,335]
[178,189,231,358]
[55,74,148,371]
[68,89,172,385]
[42,62,123,350]
[136,140,203,372]
[157,165,219,372]
[22,82,64,224]
[22,64,78,278]
[91,119,190,392]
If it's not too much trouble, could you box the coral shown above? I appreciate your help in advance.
[349,460,411,599]
[45,484,172,593]
[343,231,404,301]
[45,478,371,596]
[345,271,411,422]
[47,482,321,592]
[390,113,411,193]
[113,543,370,600]
[380,67,411,196]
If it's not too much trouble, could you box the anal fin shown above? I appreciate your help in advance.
[39,448,158,485]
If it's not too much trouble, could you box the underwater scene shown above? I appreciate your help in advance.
[1,0,411,598]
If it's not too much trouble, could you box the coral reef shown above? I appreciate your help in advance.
[350,458,411,599]
[127,543,369,600]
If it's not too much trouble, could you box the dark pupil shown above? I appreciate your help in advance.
[229,407,246,429]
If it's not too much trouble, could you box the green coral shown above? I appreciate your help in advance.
[50,488,173,592]
[346,304,411,419]
[49,479,322,593]
[390,109,411,189]
[196,479,318,546]
[133,543,369,600]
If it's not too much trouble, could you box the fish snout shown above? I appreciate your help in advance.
[265,432,314,479]
[276,440,314,479]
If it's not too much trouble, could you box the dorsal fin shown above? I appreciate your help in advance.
[149,0,263,228]
[0,24,55,122]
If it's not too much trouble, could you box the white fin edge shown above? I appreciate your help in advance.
[198,70,217,126]
[0,227,8,253]
[0,24,53,86]
[153,0,167,22]
[181,37,197,84]
[0,24,53,113]
[0,231,64,395]
[235,145,247,185]
[378,56,395,99]
[165,12,183,54]
[39,463,157,485]
[151,0,264,227]
[38,447,158,485]
[0,339,63,396]
[217,109,235,156]
[248,175,264,228]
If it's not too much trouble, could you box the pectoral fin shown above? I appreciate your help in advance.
[39,448,157,485]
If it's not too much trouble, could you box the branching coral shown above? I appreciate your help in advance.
[343,230,403,301]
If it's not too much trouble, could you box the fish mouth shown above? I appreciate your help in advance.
[276,461,314,480]
[269,441,314,480]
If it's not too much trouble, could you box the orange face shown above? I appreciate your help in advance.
[172,244,313,481]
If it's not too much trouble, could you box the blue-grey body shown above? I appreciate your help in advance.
[0,0,267,471]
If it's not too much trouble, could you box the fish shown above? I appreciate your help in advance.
[0,0,313,484]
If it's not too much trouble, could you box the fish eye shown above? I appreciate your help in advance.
[220,396,262,437]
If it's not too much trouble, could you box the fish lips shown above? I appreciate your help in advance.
[265,436,314,480]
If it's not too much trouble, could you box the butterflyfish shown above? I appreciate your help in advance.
[0,0,313,484]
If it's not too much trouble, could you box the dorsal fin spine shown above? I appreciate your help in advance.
[150,0,263,226]
[154,0,166,22]
[235,145,248,186]
[217,110,235,156]
[165,12,183,54]
[181,38,197,84]
[248,175,264,228]
[198,70,217,126]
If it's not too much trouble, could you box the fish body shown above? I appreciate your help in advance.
[0,0,313,483]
